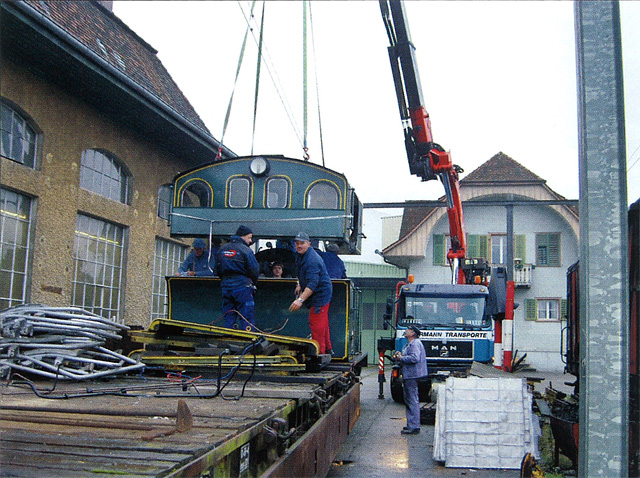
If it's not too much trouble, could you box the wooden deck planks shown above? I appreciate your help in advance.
[0,376,323,476]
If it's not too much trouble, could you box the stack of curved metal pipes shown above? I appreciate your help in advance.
[0,305,144,380]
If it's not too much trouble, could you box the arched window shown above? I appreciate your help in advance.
[306,181,340,209]
[266,177,290,208]
[227,177,252,208]
[157,184,172,219]
[1,100,39,168]
[180,180,211,207]
[80,149,131,204]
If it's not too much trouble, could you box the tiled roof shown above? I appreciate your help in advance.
[26,0,210,135]
[461,152,545,184]
[399,202,438,238]
[395,152,576,247]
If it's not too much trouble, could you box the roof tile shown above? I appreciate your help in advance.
[461,152,545,184]
[26,0,210,135]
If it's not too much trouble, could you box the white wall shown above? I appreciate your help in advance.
[412,204,578,372]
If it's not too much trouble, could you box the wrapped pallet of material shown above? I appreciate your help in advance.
[433,376,540,469]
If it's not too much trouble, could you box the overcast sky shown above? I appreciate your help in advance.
[112,1,639,208]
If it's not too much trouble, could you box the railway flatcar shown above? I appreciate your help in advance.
[169,155,363,254]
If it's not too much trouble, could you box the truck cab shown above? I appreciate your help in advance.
[382,283,493,402]
[379,262,509,403]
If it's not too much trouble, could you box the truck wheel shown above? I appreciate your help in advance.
[390,376,404,403]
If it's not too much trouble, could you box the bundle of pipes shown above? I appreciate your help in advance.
[0,305,144,380]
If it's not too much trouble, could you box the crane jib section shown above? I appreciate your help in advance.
[380,0,467,282]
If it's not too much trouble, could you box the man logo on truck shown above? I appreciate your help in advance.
[431,344,458,357]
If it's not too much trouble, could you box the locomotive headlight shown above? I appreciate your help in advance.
[249,156,270,176]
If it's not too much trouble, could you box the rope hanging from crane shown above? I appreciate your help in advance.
[308,2,326,167]
[251,2,266,156]
[216,1,257,161]
[217,1,325,164]
[302,1,308,161]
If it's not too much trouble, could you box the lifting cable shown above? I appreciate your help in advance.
[251,2,266,155]
[302,1,326,165]
[302,1,308,160]
[236,1,303,153]
[308,1,326,167]
[216,1,257,160]
[220,2,325,163]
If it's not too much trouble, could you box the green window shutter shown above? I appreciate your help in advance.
[432,234,445,266]
[536,233,561,266]
[479,235,490,261]
[525,299,538,320]
[515,235,526,262]
[536,234,547,265]
[560,299,568,319]
[467,234,479,258]
[548,233,560,266]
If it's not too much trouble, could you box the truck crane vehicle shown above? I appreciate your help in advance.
[377,0,512,403]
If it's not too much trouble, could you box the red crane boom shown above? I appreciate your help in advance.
[380,0,467,284]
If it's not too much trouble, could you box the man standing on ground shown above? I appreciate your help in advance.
[393,325,427,435]
[288,232,333,355]
[216,226,260,331]
[177,238,215,276]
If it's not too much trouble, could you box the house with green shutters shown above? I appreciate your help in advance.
[381,152,579,372]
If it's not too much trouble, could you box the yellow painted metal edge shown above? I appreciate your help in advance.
[148,318,320,354]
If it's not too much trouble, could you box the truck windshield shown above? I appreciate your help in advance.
[400,295,489,328]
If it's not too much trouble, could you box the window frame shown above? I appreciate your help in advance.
[0,188,35,309]
[151,237,189,320]
[227,176,253,208]
[536,232,561,267]
[305,180,341,210]
[525,297,567,322]
[179,179,213,208]
[79,149,132,205]
[537,298,560,321]
[71,214,127,321]
[1,99,41,169]
[265,176,291,209]
[157,184,172,220]
[490,233,507,265]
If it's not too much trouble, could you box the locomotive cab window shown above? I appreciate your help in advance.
[306,181,339,209]
[266,177,290,208]
[180,180,211,207]
[228,176,252,208]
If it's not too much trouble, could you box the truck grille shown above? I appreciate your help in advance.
[422,340,473,360]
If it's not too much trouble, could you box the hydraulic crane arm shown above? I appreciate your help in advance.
[380,0,467,283]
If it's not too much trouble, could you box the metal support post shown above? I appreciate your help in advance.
[506,203,514,282]
[575,1,629,476]
[503,281,515,372]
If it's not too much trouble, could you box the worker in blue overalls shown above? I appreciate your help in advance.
[216,226,260,331]
[177,238,215,276]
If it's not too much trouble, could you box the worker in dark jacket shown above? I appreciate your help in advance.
[289,232,333,355]
[393,325,428,434]
[321,243,347,279]
[177,238,215,277]
[216,226,260,330]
